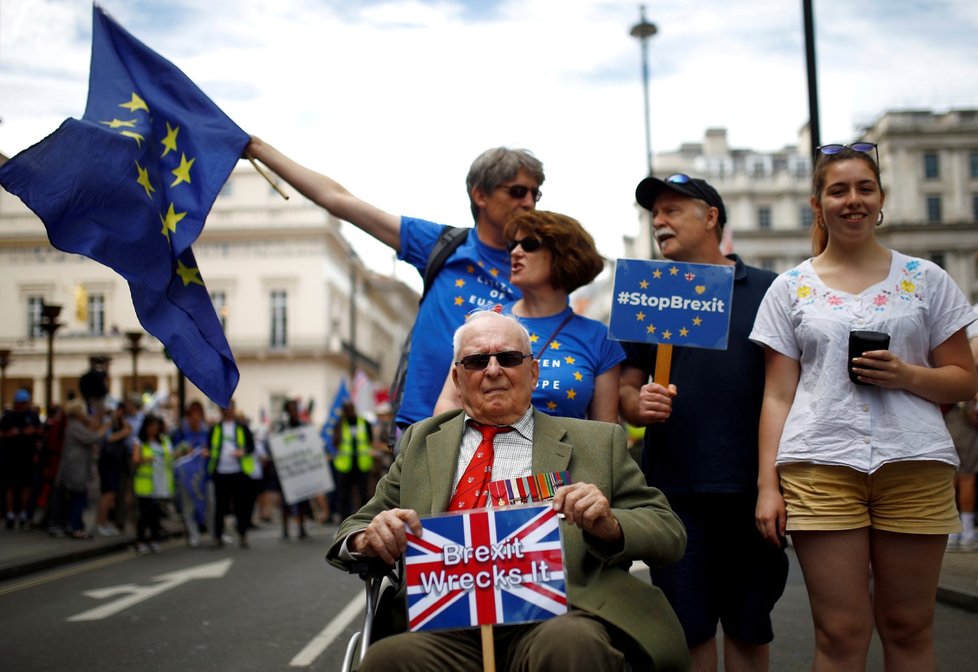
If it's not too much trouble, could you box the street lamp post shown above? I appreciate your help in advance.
[40,303,63,412]
[630,5,658,177]
[124,331,144,396]
[0,348,11,410]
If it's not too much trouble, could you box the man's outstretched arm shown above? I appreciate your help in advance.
[246,136,402,251]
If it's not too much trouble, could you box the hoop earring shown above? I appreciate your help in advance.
[876,210,884,227]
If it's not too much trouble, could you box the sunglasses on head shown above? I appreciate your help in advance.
[505,236,543,254]
[496,184,542,202]
[816,142,879,164]
[664,173,713,204]
[455,350,531,371]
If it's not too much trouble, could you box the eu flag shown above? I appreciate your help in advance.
[320,379,351,456]
[0,5,245,407]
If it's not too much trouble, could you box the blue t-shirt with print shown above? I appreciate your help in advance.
[507,304,625,420]
[396,217,519,426]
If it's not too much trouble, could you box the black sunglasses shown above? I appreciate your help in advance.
[496,184,542,202]
[505,236,543,254]
[455,350,531,371]
[664,173,713,204]
[816,142,879,165]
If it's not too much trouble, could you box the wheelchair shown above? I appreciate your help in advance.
[341,558,403,672]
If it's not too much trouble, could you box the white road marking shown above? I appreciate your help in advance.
[290,592,365,667]
[67,558,233,621]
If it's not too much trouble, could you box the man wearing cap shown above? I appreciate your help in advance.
[1,389,43,529]
[619,174,788,671]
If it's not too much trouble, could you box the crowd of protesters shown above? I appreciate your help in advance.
[0,387,393,554]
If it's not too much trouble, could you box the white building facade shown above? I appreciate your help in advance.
[0,161,419,424]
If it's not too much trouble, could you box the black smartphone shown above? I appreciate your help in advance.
[848,330,890,385]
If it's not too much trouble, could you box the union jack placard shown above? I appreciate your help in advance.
[405,504,567,631]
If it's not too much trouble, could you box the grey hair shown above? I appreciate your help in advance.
[465,148,545,223]
[452,310,532,361]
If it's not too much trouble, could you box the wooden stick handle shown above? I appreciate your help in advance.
[653,343,673,386]
[481,624,495,672]
[246,155,289,200]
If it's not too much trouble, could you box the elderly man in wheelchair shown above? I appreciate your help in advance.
[327,310,690,671]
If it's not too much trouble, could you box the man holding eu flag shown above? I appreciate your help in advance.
[0,5,243,408]
[619,174,788,672]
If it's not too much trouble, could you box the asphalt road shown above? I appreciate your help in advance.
[1,525,975,671]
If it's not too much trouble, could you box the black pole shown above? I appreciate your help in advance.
[803,0,821,161]
[348,255,357,381]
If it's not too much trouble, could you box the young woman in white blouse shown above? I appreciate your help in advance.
[751,144,977,672]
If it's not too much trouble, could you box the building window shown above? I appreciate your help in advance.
[923,152,940,180]
[211,291,227,331]
[757,206,772,230]
[759,257,777,271]
[929,252,946,269]
[87,294,105,336]
[926,196,942,223]
[270,290,287,348]
[800,206,813,229]
[27,296,44,339]
[970,152,978,179]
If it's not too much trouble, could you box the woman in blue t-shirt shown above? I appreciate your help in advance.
[435,210,624,421]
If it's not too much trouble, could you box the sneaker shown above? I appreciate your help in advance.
[960,536,977,552]
[135,543,150,555]
[97,525,119,537]
[149,542,161,554]
[948,533,960,551]
[222,534,234,545]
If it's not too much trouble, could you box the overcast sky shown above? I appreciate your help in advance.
[2,0,977,286]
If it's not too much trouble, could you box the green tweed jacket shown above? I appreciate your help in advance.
[326,409,691,671]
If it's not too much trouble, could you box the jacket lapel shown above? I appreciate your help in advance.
[425,411,466,514]
[531,409,572,474]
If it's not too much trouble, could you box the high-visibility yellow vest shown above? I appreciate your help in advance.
[334,417,373,473]
[208,423,255,476]
[133,436,174,498]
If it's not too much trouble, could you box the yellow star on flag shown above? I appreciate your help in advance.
[564,355,576,365]
[170,153,196,187]
[121,131,144,147]
[160,122,179,157]
[662,330,672,340]
[489,268,499,277]
[669,266,679,276]
[547,401,557,410]
[647,324,656,334]
[466,264,475,273]
[455,278,465,287]
[679,327,689,337]
[529,334,540,343]
[636,311,646,321]
[566,389,577,400]
[100,119,137,129]
[573,371,583,381]
[119,92,149,113]
[653,269,662,278]
[693,316,702,326]
[454,296,464,305]
[176,259,205,287]
[160,203,186,241]
[639,280,649,289]
[550,341,561,350]
[135,162,155,199]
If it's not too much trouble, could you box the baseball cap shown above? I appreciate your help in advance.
[635,173,727,227]
[14,388,30,403]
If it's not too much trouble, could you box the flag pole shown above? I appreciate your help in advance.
[481,624,495,672]
[654,343,672,386]
[246,154,289,200]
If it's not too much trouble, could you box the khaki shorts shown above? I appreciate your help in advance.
[779,461,960,535]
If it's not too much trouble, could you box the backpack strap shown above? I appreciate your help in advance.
[419,225,468,304]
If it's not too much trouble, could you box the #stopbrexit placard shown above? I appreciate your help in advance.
[405,504,567,631]
[609,258,736,350]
